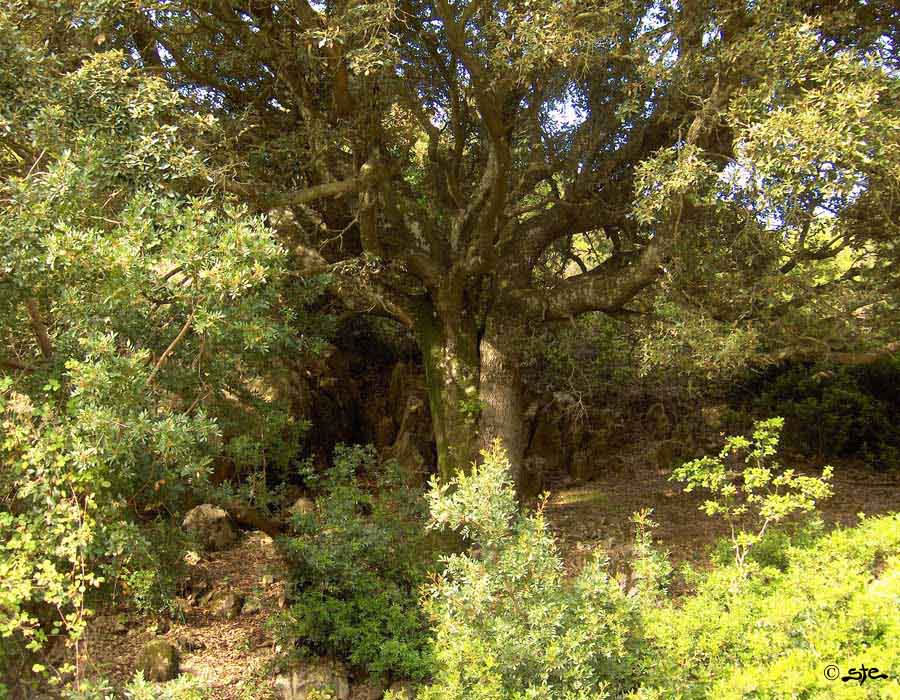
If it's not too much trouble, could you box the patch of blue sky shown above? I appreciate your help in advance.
[719,157,867,232]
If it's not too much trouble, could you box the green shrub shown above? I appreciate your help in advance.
[60,673,211,700]
[633,513,900,700]
[273,445,437,680]
[418,440,642,700]
[0,364,213,686]
[753,359,900,469]
[0,26,317,688]
[61,677,116,700]
[671,417,833,572]
[520,312,635,406]
[124,673,210,700]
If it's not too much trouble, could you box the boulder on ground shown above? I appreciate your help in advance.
[137,639,179,682]
[179,570,212,605]
[274,658,350,700]
[350,678,386,700]
[242,596,263,615]
[182,504,237,551]
[177,632,205,652]
[208,590,244,620]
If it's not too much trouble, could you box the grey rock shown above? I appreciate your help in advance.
[177,632,206,652]
[242,596,263,615]
[274,658,350,700]
[350,678,386,700]
[182,504,237,551]
[208,591,244,620]
[289,497,315,517]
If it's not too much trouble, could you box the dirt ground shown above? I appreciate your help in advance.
[76,445,899,699]
[82,531,286,700]
[545,442,900,574]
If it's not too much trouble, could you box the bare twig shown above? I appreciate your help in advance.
[147,312,194,385]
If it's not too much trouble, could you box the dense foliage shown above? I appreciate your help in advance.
[753,359,900,469]
[635,513,900,700]
[62,673,210,700]
[1,1,898,698]
[274,445,437,681]
[24,0,894,485]
[419,442,642,700]
[0,15,314,688]
[410,442,899,700]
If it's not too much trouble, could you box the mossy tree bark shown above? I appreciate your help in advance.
[413,288,529,488]
[414,301,482,480]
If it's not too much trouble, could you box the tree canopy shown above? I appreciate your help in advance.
[1,2,900,694]
[4,0,899,484]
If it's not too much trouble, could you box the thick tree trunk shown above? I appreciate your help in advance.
[414,306,482,481]
[477,317,528,491]
[415,305,528,490]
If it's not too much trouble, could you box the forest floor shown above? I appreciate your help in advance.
[82,531,287,699]
[79,445,900,700]
[545,442,900,576]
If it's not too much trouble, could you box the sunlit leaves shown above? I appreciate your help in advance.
[0,21,306,680]
[671,418,834,571]
[421,442,638,700]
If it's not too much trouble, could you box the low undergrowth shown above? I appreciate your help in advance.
[272,445,438,682]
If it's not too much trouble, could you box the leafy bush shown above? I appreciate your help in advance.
[0,22,311,689]
[636,418,898,698]
[753,359,900,468]
[114,521,189,620]
[412,436,898,700]
[0,368,213,681]
[273,445,437,680]
[60,673,210,700]
[418,441,642,700]
[520,312,635,408]
[633,513,900,699]
[123,673,210,700]
[671,417,833,571]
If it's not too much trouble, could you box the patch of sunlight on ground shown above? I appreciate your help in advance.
[553,488,609,507]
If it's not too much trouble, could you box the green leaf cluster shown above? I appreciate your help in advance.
[634,513,900,700]
[273,446,437,681]
[0,15,318,686]
[671,417,833,570]
[420,440,641,700]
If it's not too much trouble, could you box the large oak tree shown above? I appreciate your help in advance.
[14,0,899,486]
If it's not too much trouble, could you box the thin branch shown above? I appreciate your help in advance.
[147,313,194,385]
[222,176,360,210]
[161,266,184,283]
[25,298,53,360]
[1,357,35,372]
